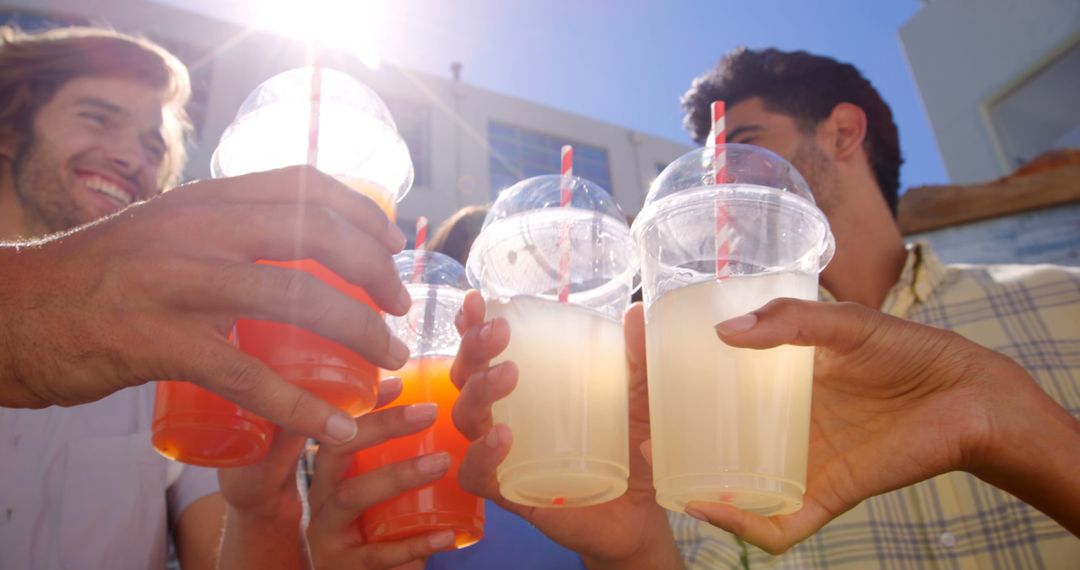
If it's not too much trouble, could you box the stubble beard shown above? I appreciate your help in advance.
[790,136,841,217]
[11,137,89,237]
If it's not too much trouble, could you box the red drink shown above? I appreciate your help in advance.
[151,381,273,467]
[151,178,395,466]
[237,178,397,417]
[351,356,483,548]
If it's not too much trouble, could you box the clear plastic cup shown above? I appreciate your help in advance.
[151,331,274,467]
[350,250,484,549]
[216,66,413,416]
[631,143,834,516]
[466,175,639,508]
[153,68,412,466]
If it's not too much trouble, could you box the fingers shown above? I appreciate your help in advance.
[178,203,411,317]
[714,299,882,354]
[335,530,455,569]
[311,452,451,533]
[374,376,403,409]
[458,424,512,499]
[192,262,409,371]
[454,290,486,335]
[177,340,360,445]
[623,303,647,371]
[683,500,828,556]
[449,317,510,391]
[451,362,517,441]
[307,404,439,507]
[166,166,406,254]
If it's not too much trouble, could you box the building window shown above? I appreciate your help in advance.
[383,96,431,189]
[987,41,1080,171]
[487,121,613,197]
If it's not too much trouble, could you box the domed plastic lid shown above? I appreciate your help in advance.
[645,143,814,208]
[389,250,468,357]
[394,250,469,289]
[633,143,834,277]
[466,175,639,318]
[211,67,413,201]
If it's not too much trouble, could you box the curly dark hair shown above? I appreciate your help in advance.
[681,47,903,216]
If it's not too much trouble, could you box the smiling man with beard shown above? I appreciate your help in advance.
[0,26,425,570]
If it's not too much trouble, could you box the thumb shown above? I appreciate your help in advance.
[714,299,881,354]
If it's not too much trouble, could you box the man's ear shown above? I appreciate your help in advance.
[826,102,867,160]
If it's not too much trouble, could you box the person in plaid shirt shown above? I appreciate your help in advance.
[669,46,1080,569]
[449,47,1079,570]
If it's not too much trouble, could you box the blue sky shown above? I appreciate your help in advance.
[165,0,948,191]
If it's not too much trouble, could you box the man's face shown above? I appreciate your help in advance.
[725,97,840,214]
[4,76,168,235]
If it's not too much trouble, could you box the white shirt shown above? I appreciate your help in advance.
[0,384,220,570]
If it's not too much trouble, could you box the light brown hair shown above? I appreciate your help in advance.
[0,26,192,188]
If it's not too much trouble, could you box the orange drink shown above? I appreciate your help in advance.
[236,178,396,417]
[152,381,273,467]
[167,66,415,463]
[351,357,483,547]
[151,178,395,467]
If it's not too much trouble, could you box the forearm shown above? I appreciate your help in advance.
[581,507,684,570]
[0,245,37,407]
[218,502,310,570]
[972,360,1080,535]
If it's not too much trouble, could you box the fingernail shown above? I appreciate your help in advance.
[478,321,494,342]
[428,529,456,549]
[640,440,653,464]
[485,426,502,449]
[324,413,357,444]
[404,403,438,423]
[396,287,413,314]
[389,337,410,365]
[417,452,451,475]
[716,313,758,335]
[685,507,708,522]
[379,376,402,392]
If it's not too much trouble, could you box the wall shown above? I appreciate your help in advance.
[900,0,1080,183]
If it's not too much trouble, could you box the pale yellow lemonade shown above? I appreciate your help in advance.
[646,271,818,515]
[486,295,629,507]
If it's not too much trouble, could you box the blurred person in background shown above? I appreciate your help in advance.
[424,204,488,267]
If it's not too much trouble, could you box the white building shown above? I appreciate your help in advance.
[2,0,691,236]
[900,0,1080,184]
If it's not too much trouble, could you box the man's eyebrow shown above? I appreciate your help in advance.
[72,96,128,118]
[727,124,762,141]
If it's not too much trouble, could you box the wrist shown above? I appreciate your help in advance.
[228,492,304,528]
[964,354,1080,534]
[0,245,43,407]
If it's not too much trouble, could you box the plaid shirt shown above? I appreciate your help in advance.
[670,243,1080,569]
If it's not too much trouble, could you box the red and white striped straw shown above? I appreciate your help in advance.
[711,101,731,279]
[410,216,429,284]
[306,46,324,167]
[415,216,429,249]
[558,145,574,303]
[711,100,727,182]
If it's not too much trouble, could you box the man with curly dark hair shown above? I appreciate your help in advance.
[669,46,1080,569]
